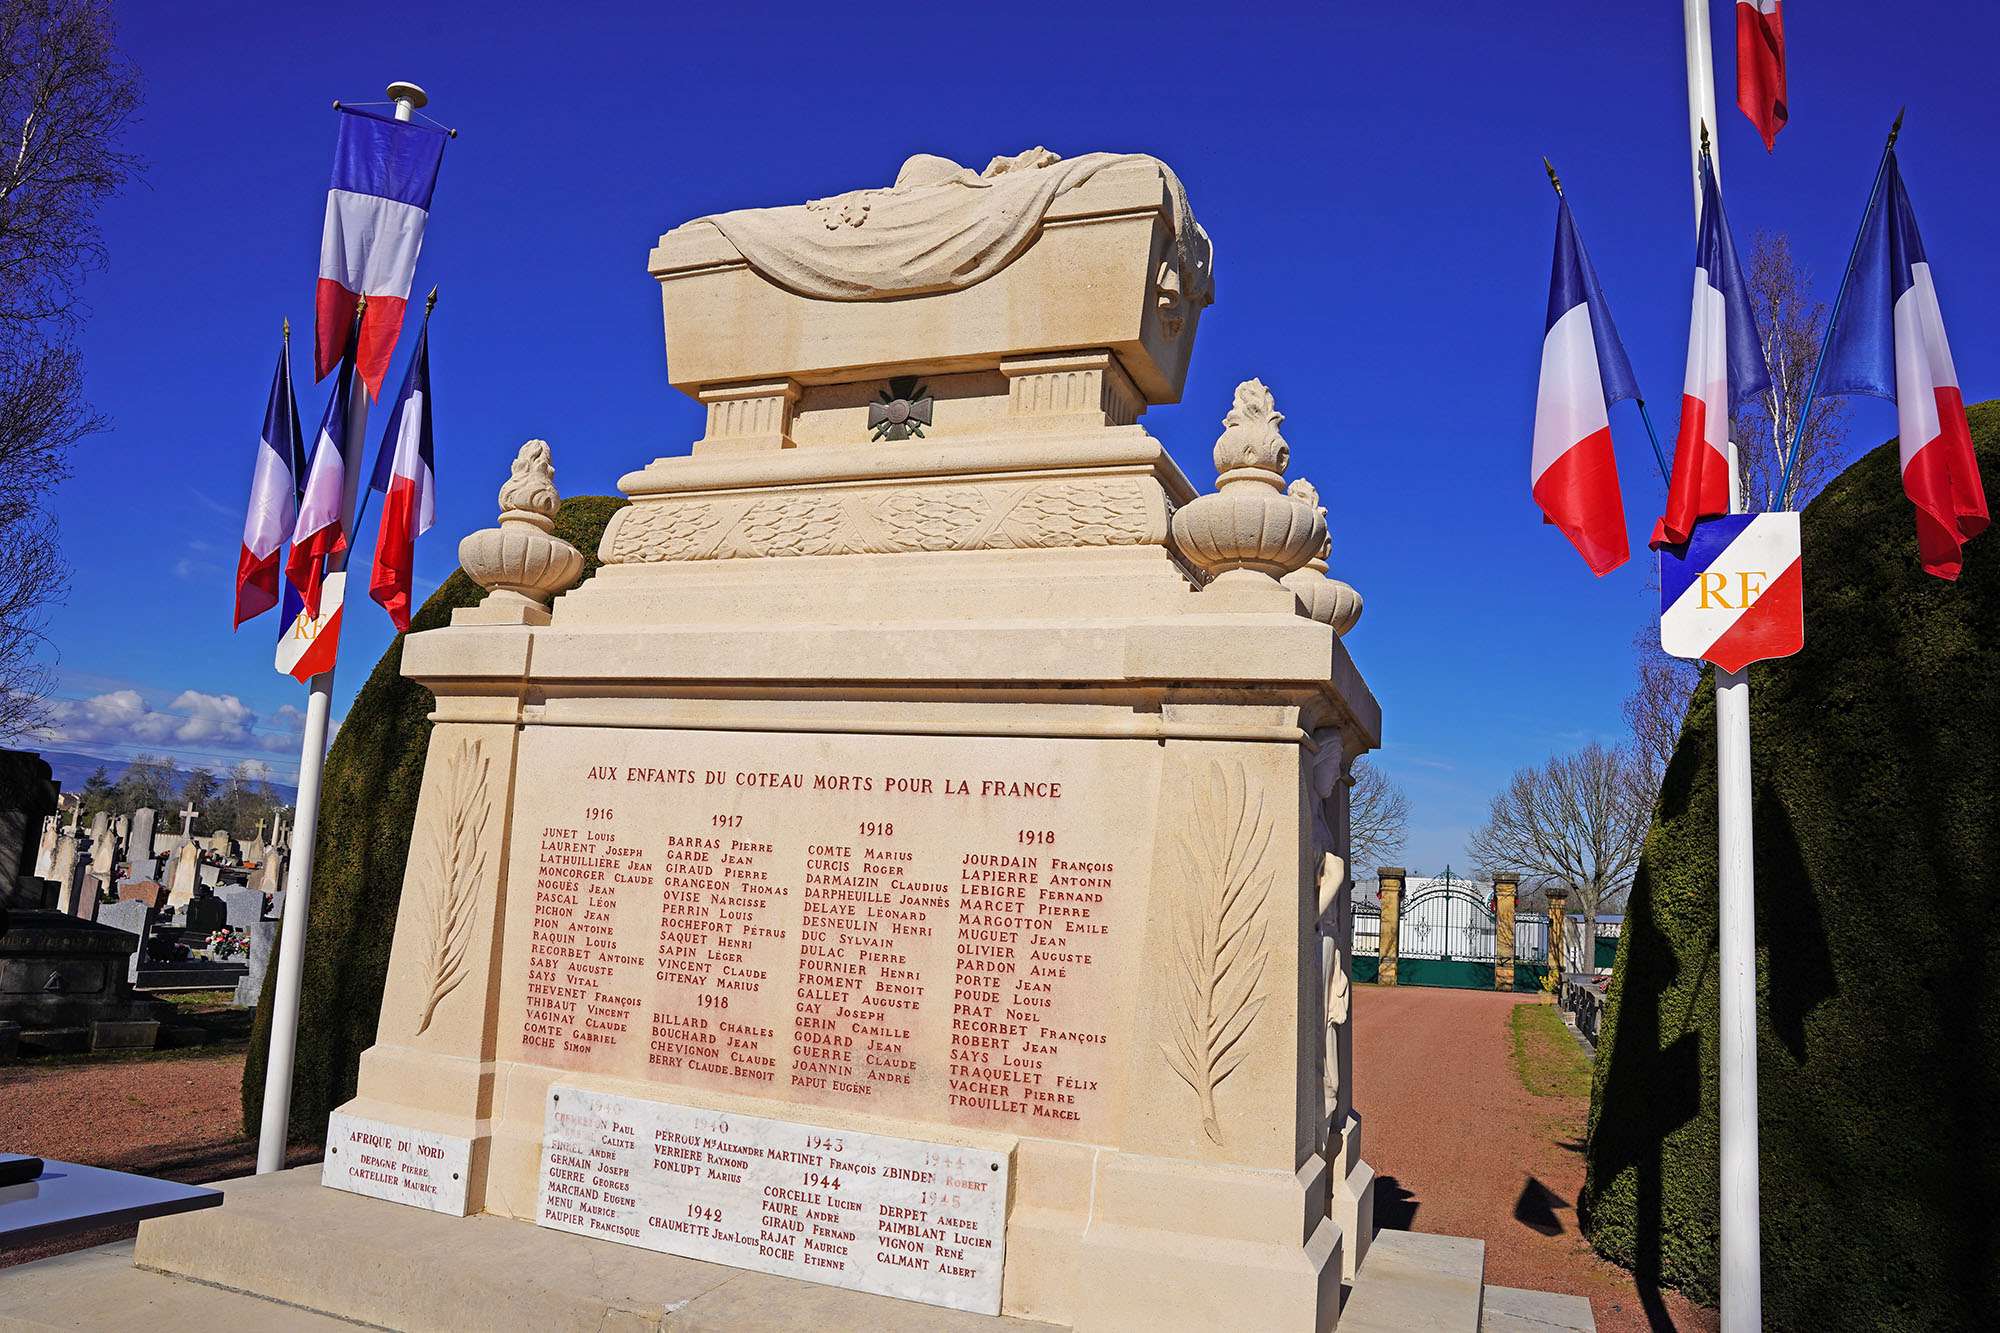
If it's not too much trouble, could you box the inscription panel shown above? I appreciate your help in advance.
[322,1111,472,1216]
[499,727,1157,1142]
[537,1086,1008,1313]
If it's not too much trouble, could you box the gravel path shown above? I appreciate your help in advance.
[1353,984,1718,1332]
[0,1045,319,1269]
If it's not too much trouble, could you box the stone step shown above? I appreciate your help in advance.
[126,1166,1060,1331]
[1480,1285,1596,1331]
[1339,1228,1486,1331]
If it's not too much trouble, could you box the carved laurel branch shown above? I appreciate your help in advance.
[1160,758,1274,1143]
[412,738,491,1037]
[603,479,1152,564]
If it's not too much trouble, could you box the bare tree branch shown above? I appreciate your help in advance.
[1467,742,1650,944]
[0,0,141,741]
[1347,759,1408,871]
[1623,621,1701,789]
[1730,231,1851,512]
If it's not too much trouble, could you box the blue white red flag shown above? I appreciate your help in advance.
[315,107,446,399]
[234,335,306,628]
[365,321,436,631]
[1652,155,1770,550]
[1660,513,1803,672]
[1817,152,1988,580]
[275,569,345,684]
[1532,197,1638,575]
[285,345,360,621]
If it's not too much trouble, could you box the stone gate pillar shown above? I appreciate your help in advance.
[1377,867,1405,986]
[1546,887,1569,985]
[1493,872,1518,991]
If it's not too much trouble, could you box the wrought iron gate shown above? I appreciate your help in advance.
[1397,870,1496,989]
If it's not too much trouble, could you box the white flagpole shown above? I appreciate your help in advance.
[256,80,428,1176]
[1683,5,1760,1329]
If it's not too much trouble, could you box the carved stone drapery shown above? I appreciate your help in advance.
[601,476,1162,564]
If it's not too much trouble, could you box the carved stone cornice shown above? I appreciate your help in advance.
[602,474,1163,564]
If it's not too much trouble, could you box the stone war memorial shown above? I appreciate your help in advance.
[137,147,1433,1330]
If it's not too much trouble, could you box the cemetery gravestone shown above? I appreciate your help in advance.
[254,847,286,895]
[219,887,265,930]
[0,910,168,1044]
[118,880,166,910]
[1,750,59,896]
[145,148,1380,1332]
[128,808,157,872]
[54,854,89,917]
[88,828,116,879]
[48,832,80,905]
[172,802,198,856]
[166,844,201,910]
[74,874,105,922]
[233,920,277,1008]
[184,894,226,935]
[33,814,59,880]
[98,900,156,984]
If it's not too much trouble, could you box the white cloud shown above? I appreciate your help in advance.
[38,688,308,761]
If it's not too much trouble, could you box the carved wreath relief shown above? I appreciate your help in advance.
[603,478,1154,564]
[1159,759,1275,1143]
[411,738,491,1037]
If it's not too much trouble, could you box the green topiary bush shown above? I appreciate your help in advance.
[242,495,626,1141]
[1582,405,2000,1329]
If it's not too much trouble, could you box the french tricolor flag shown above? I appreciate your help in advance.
[1532,196,1637,575]
[366,320,435,631]
[285,346,361,622]
[315,107,446,399]
[234,337,306,628]
[1652,155,1769,550]
[1819,152,1989,579]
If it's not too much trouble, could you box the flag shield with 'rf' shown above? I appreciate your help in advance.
[1660,513,1803,672]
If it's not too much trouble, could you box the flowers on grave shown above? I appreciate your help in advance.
[206,928,251,961]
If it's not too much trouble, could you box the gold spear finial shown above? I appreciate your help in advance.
[282,316,290,342]
[1889,107,1905,149]
[1542,156,1564,197]
[354,293,367,319]
[1699,119,1712,155]
[424,285,438,318]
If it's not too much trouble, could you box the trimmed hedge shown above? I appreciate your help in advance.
[1582,405,2000,1329]
[242,495,626,1140]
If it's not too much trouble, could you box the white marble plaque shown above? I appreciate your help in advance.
[536,1085,1009,1314]
[322,1111,472,1216]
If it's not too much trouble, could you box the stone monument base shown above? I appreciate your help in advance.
[110,1167,1593,1331]
[130,1166,1054,1331]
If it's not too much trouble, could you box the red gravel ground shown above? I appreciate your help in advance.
[0,1045,319,1269]
[1353,984,1718,1333]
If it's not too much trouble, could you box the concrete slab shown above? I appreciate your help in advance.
[1481,1284,1596,1332]
[0,1241,357,1330]
[127,1165,1061,1332]
[88,1019,159,1052]
[1338,1227,1487,1332]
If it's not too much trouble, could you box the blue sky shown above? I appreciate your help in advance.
[29,1,1999,871]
